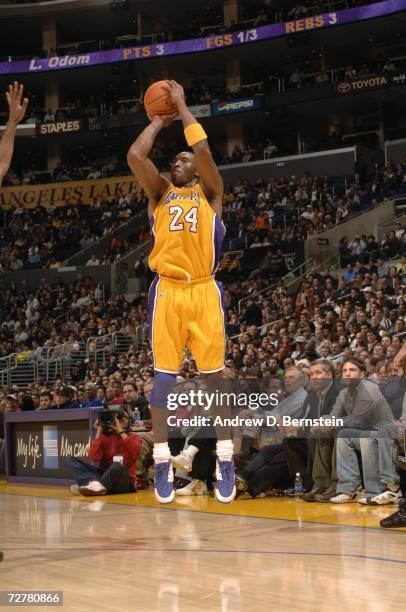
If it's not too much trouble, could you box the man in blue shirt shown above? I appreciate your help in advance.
[82,383,104,408]
[343,264,356,282]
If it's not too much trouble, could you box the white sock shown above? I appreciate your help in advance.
[153,442,171,464]
[387,483,400,492]
[183,445,199,460]
[216,439,234,462]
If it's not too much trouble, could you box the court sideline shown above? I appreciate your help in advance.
[0,482,405,611]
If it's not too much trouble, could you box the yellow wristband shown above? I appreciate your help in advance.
[184,123,207,147]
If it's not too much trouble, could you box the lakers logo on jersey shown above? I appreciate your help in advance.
[164,190,201,206]
[149,182,225,282]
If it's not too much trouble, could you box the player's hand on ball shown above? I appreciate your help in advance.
[164,80,186,109]
[6,81,29,125]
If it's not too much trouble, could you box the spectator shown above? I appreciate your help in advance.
[86,254,100,266]
[82,383,104,408]
[37,391,53,410]
[53,386,81,410]
[43,109,55,123]
[324,358,399,504]
[66,406,142,495]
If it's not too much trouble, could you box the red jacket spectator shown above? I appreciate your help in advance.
[88,432,142,489]
[109,395,125,406]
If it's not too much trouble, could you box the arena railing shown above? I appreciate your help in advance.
[111,240,150,293]
[0,329,146,389]
[0,351,37,389]
[111,331,139,354]
[85,334,115,368]
[232,292,352,343]
[376,197,406,239]
[237,257,315,313]
[312,254,341,275]
[134,325,149,348]
[53,285,105,326]
[36,341,87,384]
[0,355,10,388]
[63,212,145,267]
[230,316,294,342]
[231,254,342,339]
[85,330,146,366]
[36,345,65,384]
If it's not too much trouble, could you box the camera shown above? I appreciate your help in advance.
[97,406,121,434]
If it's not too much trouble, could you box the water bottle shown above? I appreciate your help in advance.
[294,473,304,498]
[132,407,140,424]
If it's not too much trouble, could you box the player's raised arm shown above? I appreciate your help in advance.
[127,115,173,211]
[165,80,223,217]
[0,82,29,185]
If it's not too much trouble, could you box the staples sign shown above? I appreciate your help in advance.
[38,120,84,135]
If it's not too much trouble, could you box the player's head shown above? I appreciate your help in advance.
[170,151,198,187]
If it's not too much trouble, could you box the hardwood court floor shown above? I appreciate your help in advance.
[0,481,405,612]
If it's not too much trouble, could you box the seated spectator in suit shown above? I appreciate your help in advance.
[285,359,342,501]
[235,367,308,497]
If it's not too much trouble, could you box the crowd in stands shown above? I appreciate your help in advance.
[4,140,271,187]
[1,213,406,521]
[0,189,150,271]
[287,57,406,91]
[20,80,265,127]
[2,206,406,366]
[0,275,106,360]
[222,159,406,250]
[8,2,402,131]
[1,173,406,523]
[2,157,406,272]
[21,94,142,126]
[20,53,406,129]
[3,154,131,186]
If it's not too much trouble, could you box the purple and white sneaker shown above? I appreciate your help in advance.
[154,461,174,504]
[215,459,236,503]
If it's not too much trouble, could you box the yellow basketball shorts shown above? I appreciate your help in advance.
[148,276,226,374]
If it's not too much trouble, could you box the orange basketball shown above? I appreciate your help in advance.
[144,81,177,117]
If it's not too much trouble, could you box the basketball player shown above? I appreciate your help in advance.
[127,80,235,503]
[0,82,29,184]
[0,81,28,563]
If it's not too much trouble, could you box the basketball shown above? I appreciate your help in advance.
[144,81,177,117]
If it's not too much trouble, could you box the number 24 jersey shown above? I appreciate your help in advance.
[148,182,225,282]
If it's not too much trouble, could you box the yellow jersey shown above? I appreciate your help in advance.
[148,182,225,281]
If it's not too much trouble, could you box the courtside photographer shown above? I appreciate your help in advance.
[65,405,142,496]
